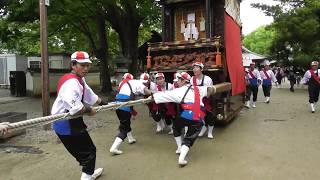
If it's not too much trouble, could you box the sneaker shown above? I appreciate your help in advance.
[92,168,103,180]
[244,101,250,108]
[252,102,256,108]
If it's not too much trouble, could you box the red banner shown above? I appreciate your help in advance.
[224,12,246,95]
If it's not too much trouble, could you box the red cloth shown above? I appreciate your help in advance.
[224,12,246,95]
[310,69,320,84]
[57,73,84,95]
[249,70,255,79]
[192,86,201,120]
[181,102,205,121]
[263,70,271,80]
[166,103,176,116]
[193,76,212,112]
[202,97,212,112]
[118,78,130,91]
[118,78,138,117]
[192,77,197,86]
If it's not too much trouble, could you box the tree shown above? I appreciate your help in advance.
[0,0,113,93]
[0,0,162,91]
[103,0,161,75]
[243,26,276,56]
[252,0,320,67]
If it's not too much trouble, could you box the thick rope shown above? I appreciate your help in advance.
[0,83,232,133]
[0,96,153,132]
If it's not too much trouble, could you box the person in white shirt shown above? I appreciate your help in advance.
[109,73,152,155]
[150,73,175,134]
[244,67,250,107]
[51,51,106,180]
[153,72,210,166]
[191,61,214,139]
[260,61,277,103]
[245,62,262,108]
[140,73,156,118]
[302,61,320,113]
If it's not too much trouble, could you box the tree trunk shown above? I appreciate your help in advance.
[96,13,112,93]
[118,19,140,76]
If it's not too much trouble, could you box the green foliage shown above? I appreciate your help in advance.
[253,0,320,67]
[243,26,276,56]
[0,0,161,58]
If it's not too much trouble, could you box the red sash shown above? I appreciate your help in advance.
[310,69,320,84]
[117,78,138,117]
[118,78,130,91]
[249,71,256,79]
[192,76,198,86]
[192,86,201,120]
[192,76,212,112]
[57,73,84,95]
[179,85,204,120]
[263,70,271,80]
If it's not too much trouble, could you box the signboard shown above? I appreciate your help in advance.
[45,0,50,6]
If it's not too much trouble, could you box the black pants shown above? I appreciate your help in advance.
[57,131,96,175]
[290,80,295,92]
[204,111,214,126]
[151,110,173,125]
[173,117,202,148]
[116,109,132,140]
[308,85,320,103]
[262,85,272,97]
[151,104,173,125]
[276,77,282,85]
[246,85,258,102]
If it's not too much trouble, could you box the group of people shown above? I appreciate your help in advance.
[1,50,319,180]
[244,61,278,108]
[245,60,320,114]
[47,51,216,180]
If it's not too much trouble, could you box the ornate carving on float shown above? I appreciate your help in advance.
[147,36,223,71]
[153,52,217,70]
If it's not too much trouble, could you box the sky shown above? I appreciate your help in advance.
[240,0,279,35]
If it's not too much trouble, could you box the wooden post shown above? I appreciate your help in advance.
[39,0,50,122]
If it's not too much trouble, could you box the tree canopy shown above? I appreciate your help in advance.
[0,0,162,92]
[242,26,276,56]
[251,0,320,67]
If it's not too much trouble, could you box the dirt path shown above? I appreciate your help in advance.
[1,87,320,180]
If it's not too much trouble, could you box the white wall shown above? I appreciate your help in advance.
[26,72,100,96]
[0,54,16,86]
[15,55,27,71]
[25,71,34,93]
[28,55,70,69]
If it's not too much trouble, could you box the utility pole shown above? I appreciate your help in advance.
[39,0,50,123]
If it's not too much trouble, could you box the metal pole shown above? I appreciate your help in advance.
[39,0,50,119]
